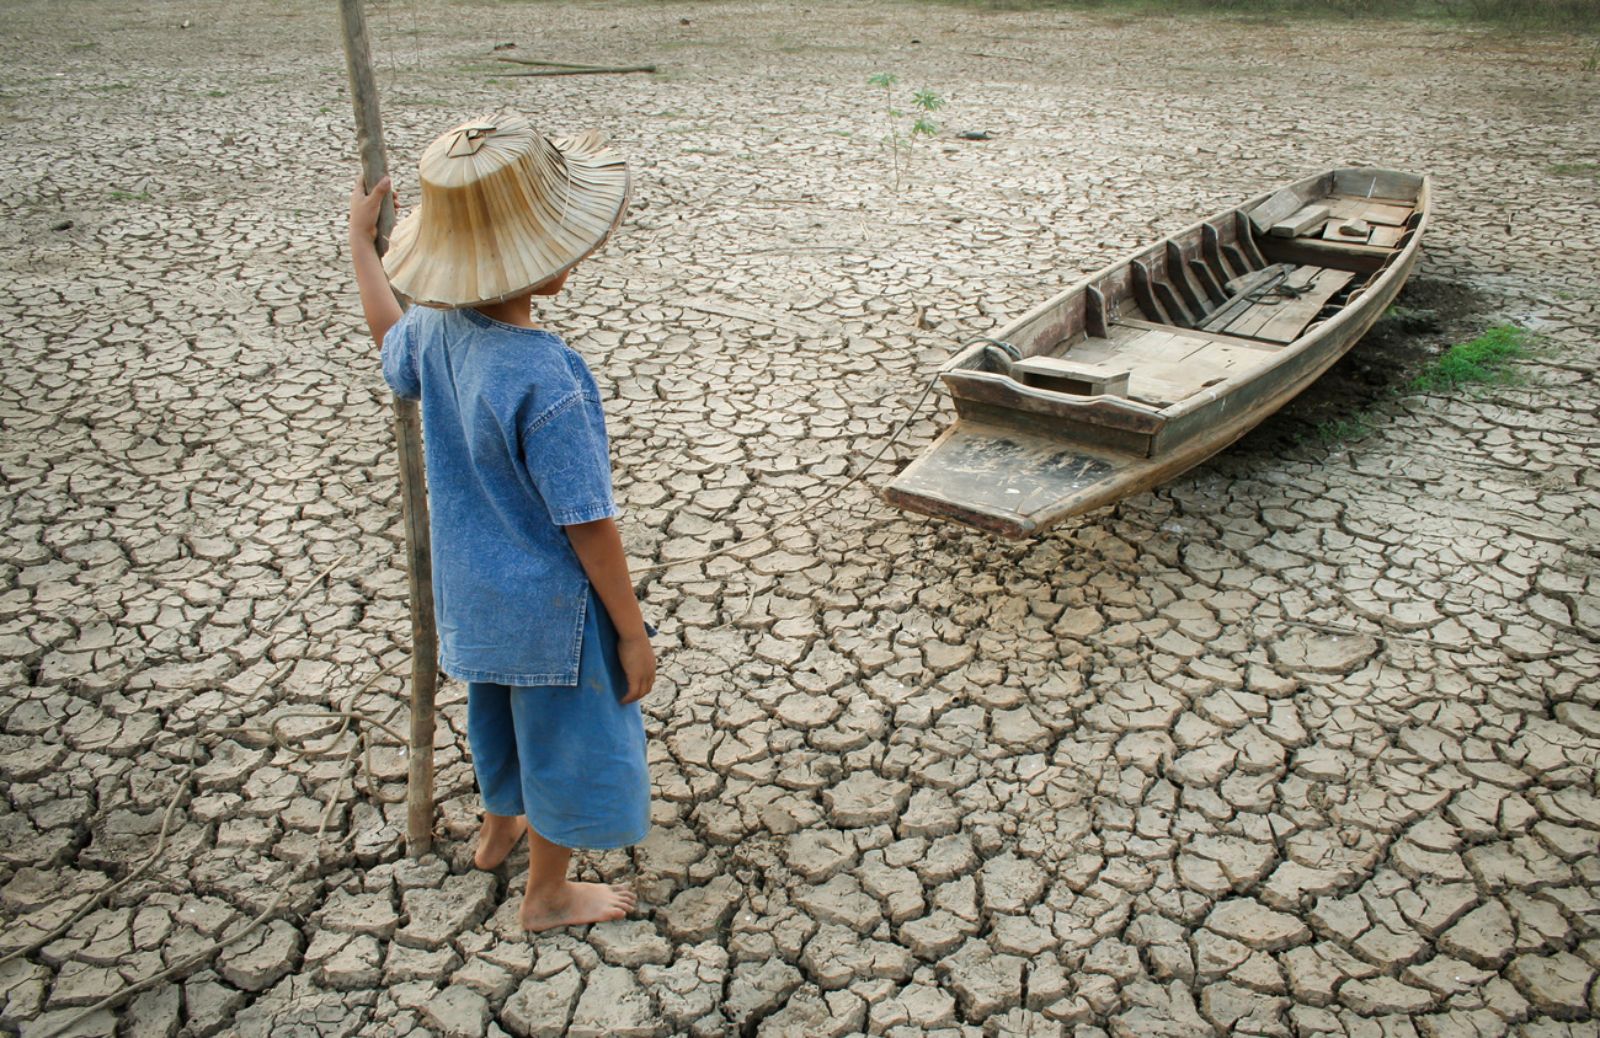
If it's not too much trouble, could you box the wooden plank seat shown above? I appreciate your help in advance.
[1012,357,1131,397]
[1056,323,1279,409]
[1200,264,1355,344]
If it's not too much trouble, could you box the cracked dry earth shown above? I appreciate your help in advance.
[2,1,1598,1037]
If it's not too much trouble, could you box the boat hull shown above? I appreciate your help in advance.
[885,168,1430,538]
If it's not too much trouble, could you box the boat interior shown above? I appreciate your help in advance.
[948,169,1427,414]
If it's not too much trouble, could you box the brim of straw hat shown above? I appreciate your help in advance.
[383,125,629,309]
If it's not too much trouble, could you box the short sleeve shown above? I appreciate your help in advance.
[521,394,618,527]
[381,311,420,400]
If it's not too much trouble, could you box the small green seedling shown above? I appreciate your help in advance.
[868,72,947,191]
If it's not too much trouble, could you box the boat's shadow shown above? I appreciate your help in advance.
[1222,276,1497,458]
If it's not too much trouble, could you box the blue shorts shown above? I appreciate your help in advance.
[466,590,651,850]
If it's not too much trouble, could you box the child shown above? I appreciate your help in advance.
[347,114,654,932]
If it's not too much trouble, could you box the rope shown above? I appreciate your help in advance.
[631,372,942,575]
[0,739,201,972]
[223,656,413,805]
[31,734,365,1038]
[13,555,414,1038]
[631,335,1010,578]
[17,332,994,1030]
[264,553,350,630]
[1237,267,1314,308]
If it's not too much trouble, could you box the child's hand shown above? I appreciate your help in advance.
[562,518,656,704]
[349,174,392,242]
[617,632,655,705]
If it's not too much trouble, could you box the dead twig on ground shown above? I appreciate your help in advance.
[494,56,639,69]
[491,65,657,77]
[1274,616,1463,651]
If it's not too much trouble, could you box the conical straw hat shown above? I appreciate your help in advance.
[383,114,629,308]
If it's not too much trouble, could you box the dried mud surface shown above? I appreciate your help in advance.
[2,2,1599,1036]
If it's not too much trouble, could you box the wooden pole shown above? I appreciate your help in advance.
[337,0,439,859]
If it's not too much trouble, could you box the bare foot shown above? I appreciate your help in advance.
[519,881,637,932]
[474,814,526,871]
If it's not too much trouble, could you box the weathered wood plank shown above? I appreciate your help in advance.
[1114,317,1282,352]
[880,423,1125,537]
[1085,285,1109,338]
[1217,266,1323,339]
[1268,204,1331,238]
[1358,201,1412,226]
[1368,224,1406,248]
[1073,326,1185,366]
[338,0,438,860]
[1182,340,1277,373]
[1323,218,1371,242]
[1249,186,1305,232]
[1235,211,1269,270]
[1188,258,1227,306]
[1131,260,1174,324]
[1222,267,1356,344]
[1199,264,1294,334]
[1258,236,1389,274]
[1324,197,1368,221]
[1333,167,1423,202]
[1165,241,1209,317]
[1014,356,1131,397]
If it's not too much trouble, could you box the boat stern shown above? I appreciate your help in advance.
[882,422,1127,539]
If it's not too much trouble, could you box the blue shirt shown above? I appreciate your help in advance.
[381,307,616,686]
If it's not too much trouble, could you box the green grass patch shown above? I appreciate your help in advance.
[919,0,1600,32]
[108,189,152,202]
[1379,303,1441,334]
[1410,323,1532,392]
[1432,0,1600,31]
[1313,415,1373,445]
[1549,161,1600,178]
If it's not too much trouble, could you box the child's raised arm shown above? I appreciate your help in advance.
[565,517,655,704]
[348,175,404,348]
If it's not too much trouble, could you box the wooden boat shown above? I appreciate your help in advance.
[883,167,1430,538]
